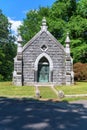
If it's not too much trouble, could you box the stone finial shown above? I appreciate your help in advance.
[17,34,23,53]
[65,32,70,43]
[42,17,46,26]
[41,17,48,31]
[65,33,70,55]
[17,43,22,53]
[17,35,23,43]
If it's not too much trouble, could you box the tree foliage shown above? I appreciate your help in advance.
[77,0,87,18]
[0,10,16,81]
[19,7,49,45]
[19,0,87,63]
[50,0,77,22]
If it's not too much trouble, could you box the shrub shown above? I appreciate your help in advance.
[74,62,87,81]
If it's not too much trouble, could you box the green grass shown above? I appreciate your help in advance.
[62,97,87,102]
[0,82,35,98]
[0,82,87,102]
[55,82,87,101]
[0,82,57,99]
[56,82,87,95]
[39,86,57,99]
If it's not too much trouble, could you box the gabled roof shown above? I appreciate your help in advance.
[23,17,65,52]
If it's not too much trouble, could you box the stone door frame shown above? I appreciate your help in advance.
[34,53,53,82]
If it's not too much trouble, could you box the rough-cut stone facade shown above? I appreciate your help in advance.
[13,18,74,86]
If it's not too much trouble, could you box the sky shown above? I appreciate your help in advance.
[0,0,56,35]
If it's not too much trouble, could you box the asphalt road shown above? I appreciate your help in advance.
[0,97,87,130]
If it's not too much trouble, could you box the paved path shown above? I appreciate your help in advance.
[0,97,87,130]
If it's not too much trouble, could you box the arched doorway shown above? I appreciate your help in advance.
[38,57,49,82]
[34,53,53,83]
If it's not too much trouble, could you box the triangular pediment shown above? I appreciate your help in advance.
[23,30,65,52]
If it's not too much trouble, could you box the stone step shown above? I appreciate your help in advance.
[34,83,54,87]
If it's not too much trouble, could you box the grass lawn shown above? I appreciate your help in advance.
[0,82,35,98]
[39,86,57,99]
[0,81,87,101]
[62,96,87,102]
[56,82,87,101]
[55,82,87,95]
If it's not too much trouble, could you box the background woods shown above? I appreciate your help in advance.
[0,10,16,81]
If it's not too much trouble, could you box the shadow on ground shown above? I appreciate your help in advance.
[0,97,87,130]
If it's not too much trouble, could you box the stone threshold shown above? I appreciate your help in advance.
[34,83,55,87]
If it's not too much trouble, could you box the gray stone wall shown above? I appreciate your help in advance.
[13,17,74,86]
[22,31,66,85]
[13,55,23,86]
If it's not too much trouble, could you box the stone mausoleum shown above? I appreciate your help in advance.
[13,17,74,86]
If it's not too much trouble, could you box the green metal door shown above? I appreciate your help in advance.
[38,64,49,82]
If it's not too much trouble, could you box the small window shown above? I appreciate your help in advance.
[41,45,48,51]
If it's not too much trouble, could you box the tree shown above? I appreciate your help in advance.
[50,0,77,22]
[77,0,87,18]
[19,0,87,63]
[19,7,50,45]
[0,49,5,81]
[47,18,66,43]
[67,15,87,62]
[0,10,16,81]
